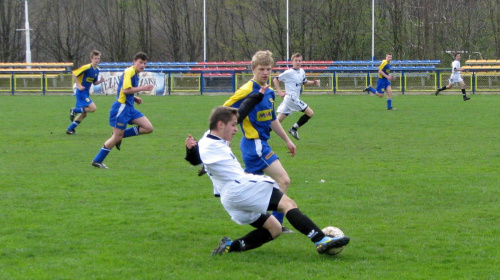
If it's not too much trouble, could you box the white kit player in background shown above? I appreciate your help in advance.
[273,53,319,140]
[435,53,470,101]
[197,106,349,255]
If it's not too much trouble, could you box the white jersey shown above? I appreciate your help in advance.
[276,68,307,99]
[449,60,463,84]
[452,60,461,75]
[198,134,246,196]
[198,133,278,225]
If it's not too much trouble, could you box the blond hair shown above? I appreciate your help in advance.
[251,50,274,70]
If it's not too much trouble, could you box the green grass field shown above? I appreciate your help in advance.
[1,93,499,279]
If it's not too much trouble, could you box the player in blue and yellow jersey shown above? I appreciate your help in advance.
[66,50,104,134]
[364,53,396,110]
[223,50,297,232]
[91,52,154,169]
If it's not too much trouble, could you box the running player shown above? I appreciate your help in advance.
[273,53,319,140]
[364,53,396,110]
[91,51,154,169]
[222,50,296,233]
[435,53,470,101]
[66,50,104,134]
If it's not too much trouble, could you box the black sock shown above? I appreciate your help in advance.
[285,208,325,243]
[230,228,273,252]
[296,114,311,128]
[462,88,467,97]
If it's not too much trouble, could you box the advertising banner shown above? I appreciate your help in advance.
[92,71,166,95]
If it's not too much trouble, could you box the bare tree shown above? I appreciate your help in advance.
[0,0,25,62]
[89,0,133,62]
[4,0,500,64]
[32,0,91,65]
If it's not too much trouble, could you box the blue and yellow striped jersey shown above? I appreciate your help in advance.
[378,60,391,79]
[223,80,276,140]
[72,64,99,90]
[116,66,138,106]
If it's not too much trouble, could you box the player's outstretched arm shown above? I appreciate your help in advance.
[185,134,202,166]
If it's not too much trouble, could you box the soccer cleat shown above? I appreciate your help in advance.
[115,139,122,151]
[212,236,232,255]
[387,107,397,110]
[92,161,109,169]
[111,132,122,151]
[281,226,294,234]
[463,97,470,101]
[70,108,76,122]
[288,128,300,140]
[66,129,76,135]
[198,165,207,176]
[435,89,440,96]
[315,236,350,254]
[363,87,371,92]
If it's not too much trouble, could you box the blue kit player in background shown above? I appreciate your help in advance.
[364,53,396,110]
[223,50,297,233]
[66,50,104,135]
[91,51,154,169]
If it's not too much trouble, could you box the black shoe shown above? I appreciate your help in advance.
[387,107,397,110]
[198,165,207,176]
[463,97,470,101]
[66,129,76,135]
[363,87,370,92]
[92,161,108,169]
[288,128,300,140]
[112,132,122,150]
[281,226,294,234]
[435,89,440,96]
[70,108,75,122]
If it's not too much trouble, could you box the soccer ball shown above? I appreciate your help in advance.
[322,226,346,255]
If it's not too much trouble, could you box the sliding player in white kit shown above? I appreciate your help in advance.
[198,106,349,255]
[273,53,319,140]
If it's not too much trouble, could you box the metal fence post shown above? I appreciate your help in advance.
[200,72,204,95]
[401,71,405,95]
[42,72,46,95]
[472,71,476,94]
[11,72,15,95]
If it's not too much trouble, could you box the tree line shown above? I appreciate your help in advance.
[1,0,499,67]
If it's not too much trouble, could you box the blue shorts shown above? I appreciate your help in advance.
[240,138,279,174]
[376,79,391,94]
[109,102,144,130]
[75,89,93,108]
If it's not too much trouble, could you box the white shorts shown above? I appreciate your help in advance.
[277,95,308,115]
[449,74,463,84]
[220,174,279,225]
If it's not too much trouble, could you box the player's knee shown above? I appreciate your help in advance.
[269,224,282,239]
[141,125,154,134]
[279,195,298,214]
[277,177,291,193]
